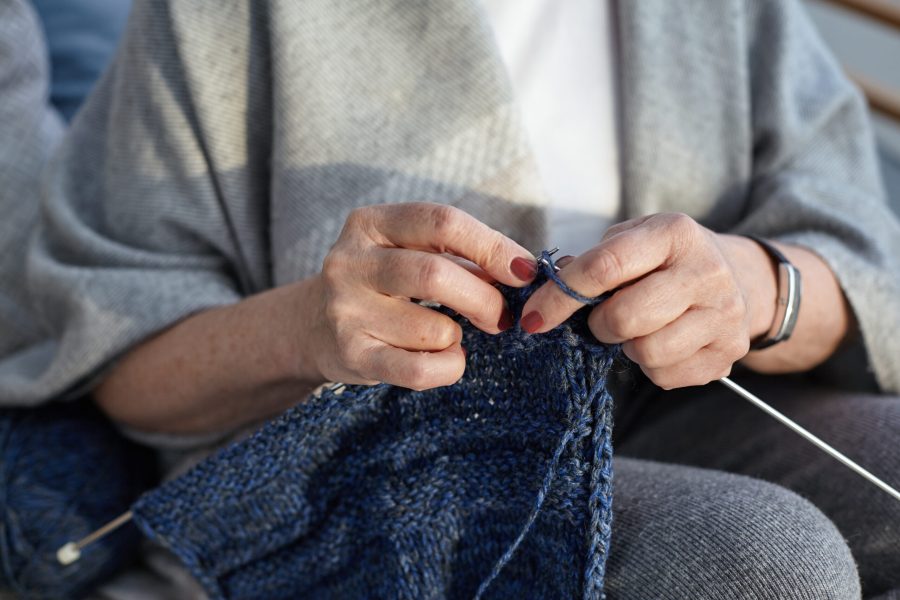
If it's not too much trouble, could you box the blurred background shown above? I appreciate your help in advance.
[806,0,900,214]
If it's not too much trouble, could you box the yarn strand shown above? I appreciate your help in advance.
[474,252,616,600]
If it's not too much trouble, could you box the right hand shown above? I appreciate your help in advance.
[301,203,537,391]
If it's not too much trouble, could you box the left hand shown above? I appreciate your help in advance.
[520,213,777,389]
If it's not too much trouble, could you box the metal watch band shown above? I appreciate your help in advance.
[746,235,802,351]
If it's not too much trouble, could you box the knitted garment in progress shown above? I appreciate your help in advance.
[131,253,620,599]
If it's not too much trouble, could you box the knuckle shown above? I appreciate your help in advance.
[483,231,508,265]
[667,212,696,234]
[725,336,749,360]
[415,317,462,349]
[601,224,624,242]
[404,358,434,391]
[633,339,662,368]
[321,251,347,284]
[345,206,370,229]
[433,321,463,349]
[587,248,625,290]
[719,291,745,319]
[604,302,638,340]
[666,213,700,254]
[429,204,462,240]
[404,353,465,391]
[415,257,449,299]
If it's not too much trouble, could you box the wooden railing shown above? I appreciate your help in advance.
[817,0,900,122]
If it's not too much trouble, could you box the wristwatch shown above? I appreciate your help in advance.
[746,235,802,351]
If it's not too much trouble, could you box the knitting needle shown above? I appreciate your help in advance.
[719,376,900,503]
[56,252,898,565]
[56,511,134,566]
[542,249,900,502]
[57,380,900,568]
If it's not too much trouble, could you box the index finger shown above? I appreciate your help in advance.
[367,203,537,287]
[520,222,675,333]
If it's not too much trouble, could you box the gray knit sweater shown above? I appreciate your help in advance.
[1,0,899,404]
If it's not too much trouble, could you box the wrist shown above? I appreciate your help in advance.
[718,234,779,340]
[279,275,329,385]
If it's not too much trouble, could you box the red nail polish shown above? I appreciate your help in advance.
[510,257,537,281]
[498,308,513,331]
[520,311,544,334]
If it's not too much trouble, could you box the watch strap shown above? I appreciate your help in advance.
[747,236,802,351]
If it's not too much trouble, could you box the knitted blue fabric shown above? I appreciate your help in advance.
[131,251,621,599]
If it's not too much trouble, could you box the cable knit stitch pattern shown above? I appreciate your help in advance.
[131,253,620,599]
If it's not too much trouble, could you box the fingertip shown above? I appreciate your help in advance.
[510,256,538,283]
[555,255,576,268]
[520,310,544,334]
[519,281,578,334]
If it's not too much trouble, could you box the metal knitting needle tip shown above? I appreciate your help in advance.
[719,377,900,503]
[56,511,134,566]
[535,247,562,272]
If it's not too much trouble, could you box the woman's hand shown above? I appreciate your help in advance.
[520,213,780,389]
[300,202,537,391]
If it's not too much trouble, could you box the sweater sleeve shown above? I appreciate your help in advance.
[0,0,273,404]
[0,0,64,392]
[734,0,900,393]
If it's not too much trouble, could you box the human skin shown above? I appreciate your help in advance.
[94,205,851,434]
[523,212,852,389]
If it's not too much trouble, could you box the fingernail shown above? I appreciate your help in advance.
[510,257,537,281]
[556,255,575,268]
[498,307,513,331]
[520,311,544,334]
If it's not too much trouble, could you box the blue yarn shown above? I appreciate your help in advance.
[0,251,620,598]
[130,251,621,599]
[538,250,607,306]
[0,401,155,599]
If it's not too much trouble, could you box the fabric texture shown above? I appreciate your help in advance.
[0,0,897,409]
[89,456,867,600]
[129,259,619,599]
[0,0,64,378]
[616,372,900,598]
[604,457,861,600]
[0,0,895,597]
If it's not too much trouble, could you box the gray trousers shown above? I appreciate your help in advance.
[608,370,900,600]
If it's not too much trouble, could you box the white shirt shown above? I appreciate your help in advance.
[482,0,621,256]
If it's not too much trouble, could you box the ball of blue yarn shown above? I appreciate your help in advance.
[0,400,155,598]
